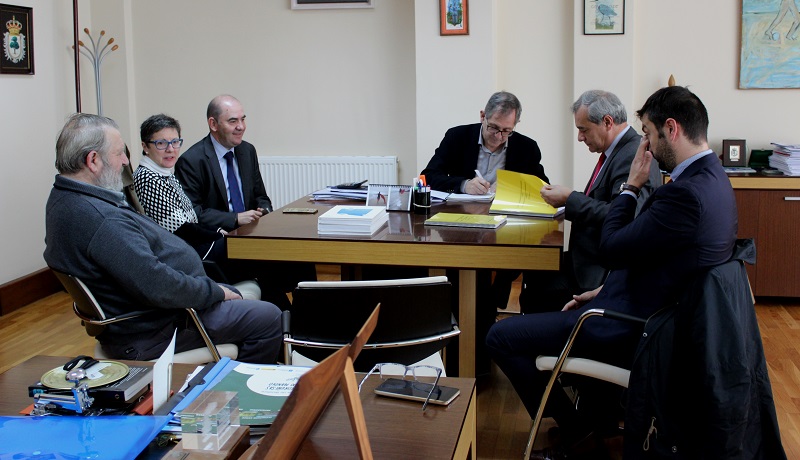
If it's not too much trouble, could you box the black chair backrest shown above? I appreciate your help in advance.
[289,278,453,370]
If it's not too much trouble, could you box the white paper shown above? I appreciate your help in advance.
[152,329,176,413]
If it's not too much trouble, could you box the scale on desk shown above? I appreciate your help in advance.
[29,356,138,415]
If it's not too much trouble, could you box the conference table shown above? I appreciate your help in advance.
[228,197,564,377]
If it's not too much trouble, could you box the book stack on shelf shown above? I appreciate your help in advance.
[317,205,388,235]
[769,143,800,176]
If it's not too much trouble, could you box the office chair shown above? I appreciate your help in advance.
[524,308,645,459]
[53,269,238,364]
[283,276,460,373]
[525,238,786,459]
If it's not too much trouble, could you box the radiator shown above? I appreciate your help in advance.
[258,155,398,209]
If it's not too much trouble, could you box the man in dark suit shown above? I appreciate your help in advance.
[487,86,738,458]
[509,90,662,314]
[176,95,315,309]
[420,91,549,376]
[176,94,271,231]
[421,91,549,194]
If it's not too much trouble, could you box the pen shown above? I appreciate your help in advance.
[474,169,485,180]
[419,174,426,187]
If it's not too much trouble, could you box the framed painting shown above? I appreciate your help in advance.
[0,3,33,74]
[584,0,624,35]
[722,139,748,167]
[740,0,800,88]
[291,0,372,9]
[440,0,468,36]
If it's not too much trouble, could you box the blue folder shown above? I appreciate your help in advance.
[0,415,172,459]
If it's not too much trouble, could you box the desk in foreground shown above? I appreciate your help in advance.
[299,374,476,459]
[228,198,564,377]
[0,356,476,460]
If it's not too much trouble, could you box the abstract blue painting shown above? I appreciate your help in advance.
[741,0,800,88]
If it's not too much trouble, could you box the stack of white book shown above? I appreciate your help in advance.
[317,205,388,235]
[769,143,800,176]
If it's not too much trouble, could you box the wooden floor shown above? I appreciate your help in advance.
[1,278,798,459]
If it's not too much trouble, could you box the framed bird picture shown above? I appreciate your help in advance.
[584,0,624,35]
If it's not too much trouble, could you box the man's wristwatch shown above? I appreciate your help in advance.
[619,182,641,197]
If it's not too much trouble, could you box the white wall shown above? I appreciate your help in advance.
[0,0,79,283]
[3,0,800,285]
[123,0,417,182]
[634,1,799,154]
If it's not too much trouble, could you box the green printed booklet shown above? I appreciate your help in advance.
[205,361,311,425]
[424,212,507,229]
[489,169,565,218]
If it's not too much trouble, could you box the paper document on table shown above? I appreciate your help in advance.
[431,190,495,202]
[152,329,176,413]
[489,169,564,218]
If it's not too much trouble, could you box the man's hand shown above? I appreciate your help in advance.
[540,184,572,207]
[220,285,243,301]
[562,285,602,311]
[237,209,263,226]
[626,138,654,189]
[465,177,492,195]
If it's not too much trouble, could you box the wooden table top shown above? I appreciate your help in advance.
[228,197,564,271]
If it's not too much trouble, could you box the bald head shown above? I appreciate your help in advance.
[206,95,247,149]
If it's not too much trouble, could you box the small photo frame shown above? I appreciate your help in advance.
[722,139,747,167]
[584,0,624,35]
[0,3,34,75]
[291,0,372,10]
[440,0,468,36]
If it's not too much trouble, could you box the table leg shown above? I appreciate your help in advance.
[458,269,476,378]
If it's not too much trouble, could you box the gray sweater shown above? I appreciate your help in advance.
[44,175,224,342]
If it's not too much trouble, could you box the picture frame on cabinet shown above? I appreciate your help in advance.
[722,139,747,167]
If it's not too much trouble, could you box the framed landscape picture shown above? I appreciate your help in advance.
[0,3,33,74]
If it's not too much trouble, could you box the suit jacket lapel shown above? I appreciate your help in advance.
[205,135,228,203]
[234,145,252,209]
[589,128,638,195]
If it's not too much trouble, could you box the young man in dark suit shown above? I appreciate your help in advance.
[176,95,315,309]
[505,90,662,314]
[487,86,738,458]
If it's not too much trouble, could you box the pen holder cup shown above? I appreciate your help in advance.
[413,190,431,215]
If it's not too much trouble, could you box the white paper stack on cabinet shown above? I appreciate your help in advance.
[317,205,389,235]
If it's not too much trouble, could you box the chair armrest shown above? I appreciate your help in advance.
[73,304,155,325]
[282,310,291,336]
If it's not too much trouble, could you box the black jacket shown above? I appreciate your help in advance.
[624,239,786,459]
[421,123,548,193]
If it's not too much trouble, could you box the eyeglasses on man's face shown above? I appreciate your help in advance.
[147,138,184,150]
[484,119,515,137]
[358,362,443,411]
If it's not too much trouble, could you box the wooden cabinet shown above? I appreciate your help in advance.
[730,176,800,297]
